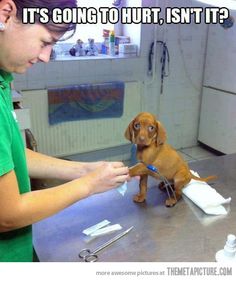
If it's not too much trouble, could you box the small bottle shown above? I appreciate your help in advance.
[215,234,236,262]
[109,30,115,56]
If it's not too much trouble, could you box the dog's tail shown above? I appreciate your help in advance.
[190,173,217,182]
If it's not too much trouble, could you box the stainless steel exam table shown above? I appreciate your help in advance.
[33,153,236,262]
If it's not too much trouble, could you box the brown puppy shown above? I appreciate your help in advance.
[125,112,216,207]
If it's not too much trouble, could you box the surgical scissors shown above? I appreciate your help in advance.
[79,226,133,262]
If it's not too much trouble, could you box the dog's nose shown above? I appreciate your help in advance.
[138,135,146,143]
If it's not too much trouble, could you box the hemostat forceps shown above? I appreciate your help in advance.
[146,164,177,202]
[79,226,133,262]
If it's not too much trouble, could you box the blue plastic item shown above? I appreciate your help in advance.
[221,16,234,29]
[146,164,158,173]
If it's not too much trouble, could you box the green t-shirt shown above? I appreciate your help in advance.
[0,70,32,262]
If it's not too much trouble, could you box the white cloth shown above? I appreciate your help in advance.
[117,181,128,196]
[182,171,231,215]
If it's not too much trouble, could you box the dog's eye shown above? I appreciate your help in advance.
[148,126,155,132]
[134,123,140,130]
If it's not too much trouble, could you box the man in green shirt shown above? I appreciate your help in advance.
[0,0,129,262]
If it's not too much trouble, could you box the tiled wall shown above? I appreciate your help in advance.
[14,0,208,150]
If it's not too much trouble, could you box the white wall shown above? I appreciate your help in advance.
[13,0,208,151]
[155,0,208,148]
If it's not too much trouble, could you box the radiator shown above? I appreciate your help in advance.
[21,81,142,157]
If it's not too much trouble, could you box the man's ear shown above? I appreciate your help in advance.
[0,0,16,26]
[156,121,167,145]
[124,119,135,142]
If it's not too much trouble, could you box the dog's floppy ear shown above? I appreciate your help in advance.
[156,121,167,145]
[124,119,135,142]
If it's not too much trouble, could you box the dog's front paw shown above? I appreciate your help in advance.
[165,198,177,207]
[133,194,146,203]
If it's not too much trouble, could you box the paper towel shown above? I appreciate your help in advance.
[182,171,231,215]
[117,181,128,196]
